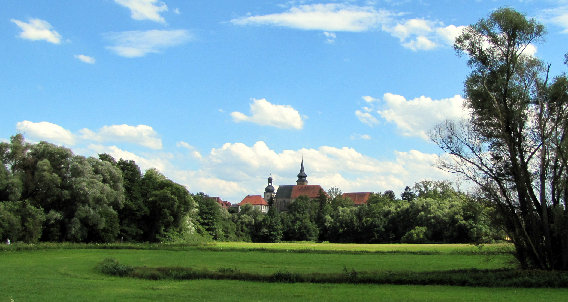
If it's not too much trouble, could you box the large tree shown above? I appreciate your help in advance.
[431,8,568,269]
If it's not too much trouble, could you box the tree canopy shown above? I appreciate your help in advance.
[432,8,568,270]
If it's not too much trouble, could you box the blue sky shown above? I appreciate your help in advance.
[2,0,567,202]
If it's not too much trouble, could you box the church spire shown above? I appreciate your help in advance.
[296,157,308,185]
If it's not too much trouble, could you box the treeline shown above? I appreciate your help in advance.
[0,135,503,244]
[207,182,503,244]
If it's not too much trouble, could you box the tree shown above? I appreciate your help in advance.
[141,169,196,242]
[401,186,416,201]
[383,190,397,201]
[193,192,224,240]
[431,8,568,269]
[282,196,319,241]
[115,158,147,241]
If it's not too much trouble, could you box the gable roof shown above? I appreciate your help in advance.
[211,197,232,209]
[275,185,294,199]
[239,195,268,206]
[342,192,372,205]
[291,185,326,199]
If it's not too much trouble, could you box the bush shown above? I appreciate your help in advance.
[96,258,133,277]
[401,226,428,243]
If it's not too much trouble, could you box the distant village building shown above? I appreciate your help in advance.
[212,197,232,210]
[269,159,327,212]
[238,195,269,213]
[230,159,374,213]
[342,192,372,206]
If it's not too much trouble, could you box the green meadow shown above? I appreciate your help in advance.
[2,243,567,301]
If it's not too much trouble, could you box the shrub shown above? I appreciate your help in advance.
[96,258,133,277]
[401,226,428,243]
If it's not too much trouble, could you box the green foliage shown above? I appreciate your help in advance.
[96,258,133,277]
[282,196,319,241]
[0,201,45,243]
[401,226,428,244]
[434,7,568,269]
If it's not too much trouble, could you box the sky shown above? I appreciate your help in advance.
[2,0,567,203]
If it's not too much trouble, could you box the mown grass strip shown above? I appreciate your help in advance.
[96,258,568,288]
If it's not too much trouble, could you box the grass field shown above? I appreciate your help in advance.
[1,242,567,301]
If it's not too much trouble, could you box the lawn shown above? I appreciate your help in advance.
[1,243,567,301]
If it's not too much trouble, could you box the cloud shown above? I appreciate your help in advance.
[198,141,451,199]
[231,4,393,32]
[11,120,455,202]
[231,98,304,130]
[114,0,168,23]
[177,141,203,159]
[87,144,171,171]
[402,36,437,51]
[80,124,162,149]
[377,93,470,140]
[16,121,75,145]
[351,133,372,140]
[384,18,466,51]
[231,4,466,50]
[436,25,467,45]
[541,6,568,33]
[355,110,379,126]
[323,31,337,43]
[74,54,96,64]
[105,29,191,58]
[11,18,62,44]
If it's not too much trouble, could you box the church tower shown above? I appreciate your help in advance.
[264,176,275,204]
[296,158,308,185]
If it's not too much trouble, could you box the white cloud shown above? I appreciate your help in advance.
[231,4,465,50]
[74,54,96,64]
[231,4,393,32]
[390,18,433,40]
[80,124,162,149]
[114,0,168,23]
[105,29,191,58]
[351,133,372,140]
[87,144,170,172]
[197,141,451,199]
[402,36,437,51]
[177,141,203,159]
[436,25,467,45]
[16,121,75,145]
[323,31,337,43]
[231,98,304,130]
[11,18,62,44]
[542,6,568,33]
[385,18,465,51]
[355,110,379,126]
[377,93,470,140]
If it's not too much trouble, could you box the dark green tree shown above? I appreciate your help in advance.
[282,196,319,241]
[115,158,147,241]
[401,186,416,201]
[193,192,223,240]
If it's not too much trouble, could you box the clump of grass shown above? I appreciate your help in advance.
[270,271,304,283]
[95,258,133,277]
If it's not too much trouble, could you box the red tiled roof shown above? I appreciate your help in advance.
[212,197,232,209]
[291,185,326,199]
[342,192,372,205]
[239,195,268,206]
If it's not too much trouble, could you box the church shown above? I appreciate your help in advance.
[262,159,326,212]
[238,159,372,212]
